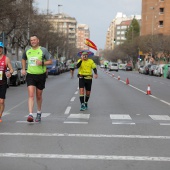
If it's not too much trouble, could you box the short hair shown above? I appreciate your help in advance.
[30,35,39,39]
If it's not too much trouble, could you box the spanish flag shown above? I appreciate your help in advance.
[85,39,97,50]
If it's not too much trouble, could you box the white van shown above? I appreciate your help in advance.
[108,62,119,72]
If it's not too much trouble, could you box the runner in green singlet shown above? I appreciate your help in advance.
[22,35,52,122]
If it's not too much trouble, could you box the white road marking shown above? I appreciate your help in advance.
[68,114,90,119]
[25,113,51,118]
[160,100,170,106]
[110,114,132,120]
[64,107,71,115]
[64,121,88,124]
[1,133,170,139]
[0,153,170,161]
[112,122,135,125]
[16,121,39,123]
[160,123,170,126]
[2,112,11,117]
[75,91,78,94]
[2,99,27,117]
[70,97,76,102]
[149,115,170,121]
[6,99,27,112]
[108,72,170,106]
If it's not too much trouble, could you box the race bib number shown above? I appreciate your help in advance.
[29,57,38,66]
[0,71,2,80]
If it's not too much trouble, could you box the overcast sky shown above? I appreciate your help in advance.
[34,0,142,50]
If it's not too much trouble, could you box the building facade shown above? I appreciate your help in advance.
[76,24,90,50]
[141,0,170,36]
[48,13,77,45]
[105,12,141,50]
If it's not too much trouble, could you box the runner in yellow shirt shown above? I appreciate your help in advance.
[77,51,98,111]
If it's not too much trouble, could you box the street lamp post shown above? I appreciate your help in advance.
[47,0,49,15]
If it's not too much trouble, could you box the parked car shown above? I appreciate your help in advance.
[166,65,170,79]
[149,64,157,76]
[47,59,60,75]
[154,64,165,77]
[16,61,26,84]
[108,62,119,71]
[100,64,104,68]
[10,61,21,86]
[143,64,152,75]
[138,65,144,74]
[125,65,133,71]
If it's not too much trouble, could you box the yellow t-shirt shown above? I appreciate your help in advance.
[77,59,96,79]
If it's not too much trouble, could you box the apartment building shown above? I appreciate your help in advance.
[105,12,127,50]
[105,12,141,50]
[141,0,170,36]
[115,20,132,46]
[48,13,77,45]
[76,24,90,50]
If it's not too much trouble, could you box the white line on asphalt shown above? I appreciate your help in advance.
[68,114,90,119]
[7,99,27,112]
[149,115,170,120]
[1,133,170,139]
[160,123,170,126]
[112,122,135,125]
[70,97,76,102]
[64,106,71,114]
[1,153,170,161]
[64,121,88,124]
[108,72,170,106]
[24,113,51,118]
[110,114,132,120]
[75,91,78,94]
[160,100,170,106]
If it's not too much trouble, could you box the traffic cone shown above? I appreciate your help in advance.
[146,84,151,95]
[118,76,120,80]
[126,78,129,85]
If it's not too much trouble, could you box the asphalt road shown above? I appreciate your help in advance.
[0,68,170,170]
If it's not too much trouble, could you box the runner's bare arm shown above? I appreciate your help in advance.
[6,57,13,74]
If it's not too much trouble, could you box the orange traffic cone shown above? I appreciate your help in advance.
[146,84,151,95]
[126,78,129,85]
[118,76,120,80]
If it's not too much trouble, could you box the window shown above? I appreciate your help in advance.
[159,8,164,14]
[159,21,164,27]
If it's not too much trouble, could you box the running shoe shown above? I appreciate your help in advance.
[27,114,34,122]
[80,103,86,111]
[85,102,88,110]
[35,113,41,122]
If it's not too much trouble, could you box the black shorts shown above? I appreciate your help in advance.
[79,78,92,91]
[0,83,7,99]
[70,68,74,71]
[26,73,46,90]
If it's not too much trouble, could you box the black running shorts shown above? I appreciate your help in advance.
[0,83,7,99]
[79,78,92,91]
[26,73,46,90]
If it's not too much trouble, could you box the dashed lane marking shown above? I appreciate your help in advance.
[64,107,71,115]
[70,97,76,102]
